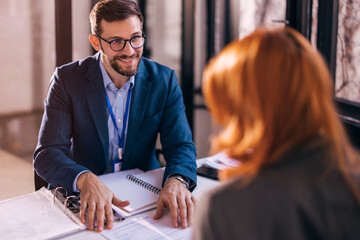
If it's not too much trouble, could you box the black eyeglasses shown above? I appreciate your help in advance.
[96,34,146,52]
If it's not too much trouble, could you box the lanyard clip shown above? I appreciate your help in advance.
[118,148,123,160]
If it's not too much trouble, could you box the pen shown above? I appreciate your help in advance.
[113,209,125,222]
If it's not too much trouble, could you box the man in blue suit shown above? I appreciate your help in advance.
[34,0,197,232]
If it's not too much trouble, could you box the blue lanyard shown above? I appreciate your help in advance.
[105,87,132,157]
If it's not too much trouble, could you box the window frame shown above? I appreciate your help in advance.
[288,0,360,148]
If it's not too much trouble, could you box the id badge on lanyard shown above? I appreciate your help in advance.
[106,87,132,172]
[112,148,123,172]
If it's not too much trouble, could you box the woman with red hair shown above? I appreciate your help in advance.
[193,27,360,239]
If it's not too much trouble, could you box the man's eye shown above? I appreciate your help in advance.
[112,39,123,44]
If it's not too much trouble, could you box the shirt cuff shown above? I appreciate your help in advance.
[73,170,91,192]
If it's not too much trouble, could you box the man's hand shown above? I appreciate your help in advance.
[76,172,130,232]
[153,178,196,229]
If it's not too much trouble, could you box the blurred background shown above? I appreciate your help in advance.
[1,0,359,200]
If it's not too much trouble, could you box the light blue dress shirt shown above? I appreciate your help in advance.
[72,60,135,191]
[99,60,135,173]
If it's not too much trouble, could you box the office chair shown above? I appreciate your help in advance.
[34,171,48,191]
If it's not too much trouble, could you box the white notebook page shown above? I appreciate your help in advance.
[105,168,164,213]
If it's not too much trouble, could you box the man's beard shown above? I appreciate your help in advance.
[109,53,142,76]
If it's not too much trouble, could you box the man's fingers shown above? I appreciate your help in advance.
[113,195,130,208]
[79,200,88,224]
[168,196,179,228]
[153,200,165,220]
[88,202,96,231]
[186,195,195,227]
[192,195,197,207]
[105,204,114,230]
[178,196,188,229]
[76,173,118,232]
[96,206,105,232]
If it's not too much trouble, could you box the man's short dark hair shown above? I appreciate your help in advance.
[89,0,143,35]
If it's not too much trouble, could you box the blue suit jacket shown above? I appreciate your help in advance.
[34,53,197,193]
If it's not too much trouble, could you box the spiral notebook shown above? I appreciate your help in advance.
[106,169,164,216]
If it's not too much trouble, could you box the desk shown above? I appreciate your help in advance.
[0,158,220,240]
[61,173,219,240]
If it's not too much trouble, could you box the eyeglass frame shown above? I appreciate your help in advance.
[95,34,146,52]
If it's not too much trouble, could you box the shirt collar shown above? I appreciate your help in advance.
[99,58,135,92]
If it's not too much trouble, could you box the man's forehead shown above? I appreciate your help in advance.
[100,16,142,38]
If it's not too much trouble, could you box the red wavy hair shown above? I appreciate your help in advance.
[203,27,359,197]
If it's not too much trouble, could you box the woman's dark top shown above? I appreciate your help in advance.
[193,137,360,240]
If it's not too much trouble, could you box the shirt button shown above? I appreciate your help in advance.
[118,93,121,97]
[117,119,121,123]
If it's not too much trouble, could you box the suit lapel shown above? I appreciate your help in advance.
[123,60,151,161]
[84,53,109,161]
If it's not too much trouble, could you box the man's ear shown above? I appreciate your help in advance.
[89,34,101,51]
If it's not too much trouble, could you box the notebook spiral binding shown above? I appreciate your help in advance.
[126,174,161,195]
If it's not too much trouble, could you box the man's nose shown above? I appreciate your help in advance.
[121,41,135,56]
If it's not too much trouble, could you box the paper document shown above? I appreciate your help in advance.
[101,175,220,240]
[101,209,191,240]
[202,152,240,169]
[0,189,83,240]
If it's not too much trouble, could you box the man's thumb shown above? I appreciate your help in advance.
[113,195,130,208]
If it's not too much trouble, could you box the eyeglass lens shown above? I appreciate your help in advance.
[111,36,145,51]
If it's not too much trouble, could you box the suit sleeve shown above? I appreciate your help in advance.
[159,70,197,191]
[34,67,88,192]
